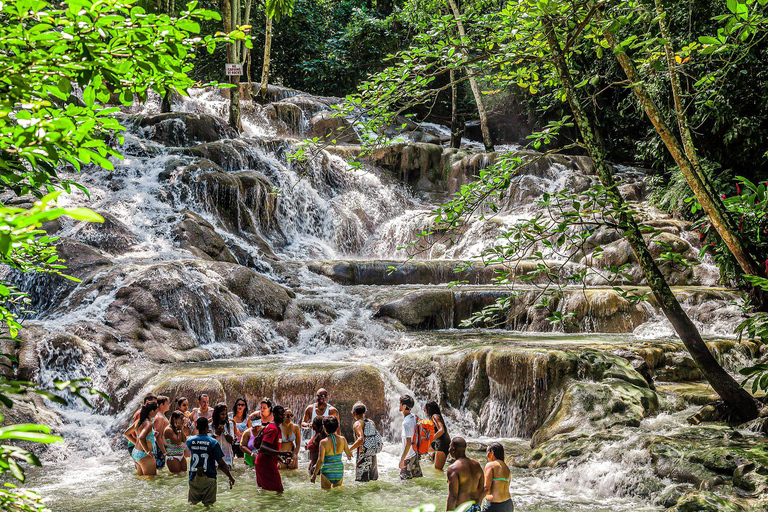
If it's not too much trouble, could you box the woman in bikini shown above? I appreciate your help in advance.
[164,411,187,474]
[425,401,451,471]
[230,398,248,458]
[311,416,351,489]
[277,409,301,469]
[126,402,159,476]
[482,443,513,512]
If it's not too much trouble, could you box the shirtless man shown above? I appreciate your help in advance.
[446,437,484,512]
[191,394,213,432]
[301,388,339,447]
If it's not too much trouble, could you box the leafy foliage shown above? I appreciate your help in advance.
[0,0,231,507]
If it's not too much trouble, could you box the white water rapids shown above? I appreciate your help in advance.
[18,89,754,511]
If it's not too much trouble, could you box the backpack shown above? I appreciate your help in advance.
[411,418,435,456]
[361,419,383,454]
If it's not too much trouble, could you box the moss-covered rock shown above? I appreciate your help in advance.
[669,490,745,511]
[151,361,386,439]
[531,376,658,447]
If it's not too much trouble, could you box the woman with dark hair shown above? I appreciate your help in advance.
[277,409,300,470]
[212,403,234,468]
[240,420,262,468]
[127,402,159,476]
[425,401,451,471]
[311,416,352,489]
[255,405,291,492]
[482,443,513,512]
[306,415,326,476]
[230,398,248,458]
[164,411,188,474]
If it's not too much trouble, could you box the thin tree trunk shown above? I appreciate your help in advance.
[450,68,461,148]
[543,17,759,423]
[600,13,763,280]
[242,0,253,99]
[259,15,272,100]
[222,0,242,131]
[446,0,493,152]
[161,92,171,113]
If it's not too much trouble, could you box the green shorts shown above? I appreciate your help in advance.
[188,474,217,505]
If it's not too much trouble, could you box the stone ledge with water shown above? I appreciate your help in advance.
[9,86,768,511]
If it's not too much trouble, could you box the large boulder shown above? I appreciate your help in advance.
[48,260,293,363]
[310,111,360,144]
[178,162,278,256]
[375,289,455,329]
[174,210,237,263]
[8,238,113,314]
[69,211,139,254]
[125,112,238,146]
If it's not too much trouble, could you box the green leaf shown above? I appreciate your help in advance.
[64,208,104,223]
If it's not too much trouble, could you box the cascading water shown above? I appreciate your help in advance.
[19,87,765,511]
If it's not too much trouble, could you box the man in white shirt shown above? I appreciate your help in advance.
[398,394,422,480]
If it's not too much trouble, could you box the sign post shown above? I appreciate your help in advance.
[225,63,243,76]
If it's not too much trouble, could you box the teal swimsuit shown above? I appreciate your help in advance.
[131,430,156,463]
[320,434,344,484]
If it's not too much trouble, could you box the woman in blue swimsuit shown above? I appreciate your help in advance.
[130,402,159,476]
[311,416,351,489]
[230,398,249,458]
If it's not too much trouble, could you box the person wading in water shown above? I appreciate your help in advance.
[164,411,188,474]
[311,416,352,489]
[425,401,450,471]
[482,443,513,512]
[191,394,213,431]
[186,417,235,506]
[349,401,381,482]
[398,394,422,480]
[278,409,301,469]
[255,405,292,492]
[301,388,339,448]
[446,437,484,512]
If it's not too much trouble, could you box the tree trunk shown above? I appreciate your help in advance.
[230,75,241,131]
[446,0,493,152]
[600,13,763,280]
[259,15,272,101]
[543,17,759,423]
[161,91,171,113]
[450,68,461,149]
[222,0,241,131]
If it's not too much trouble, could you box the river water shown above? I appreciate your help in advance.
[20,89,750,510]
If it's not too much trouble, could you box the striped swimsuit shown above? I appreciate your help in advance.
[166,441,185,461]
[320,434,344,484]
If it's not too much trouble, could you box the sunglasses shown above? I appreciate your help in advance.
[236,403,246,407]
[286,414,294,418]
[317,394,328,398]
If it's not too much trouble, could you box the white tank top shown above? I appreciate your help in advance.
[305,403,333,445]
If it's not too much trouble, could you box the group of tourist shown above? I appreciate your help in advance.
[122,388,513,511]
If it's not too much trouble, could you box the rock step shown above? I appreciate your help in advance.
[147,359,387,440]
[307,259,531,286]
[363,284,741,332]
